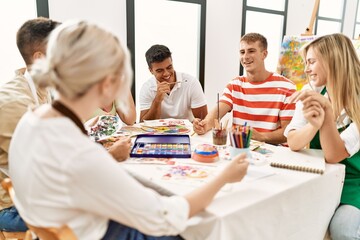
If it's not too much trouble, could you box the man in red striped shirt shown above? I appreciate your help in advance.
[193,33,296,145]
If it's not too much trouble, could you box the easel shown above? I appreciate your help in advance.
[301,0,321,36]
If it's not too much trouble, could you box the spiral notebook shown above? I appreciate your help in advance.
[269,147,325,174]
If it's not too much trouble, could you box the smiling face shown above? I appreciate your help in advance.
[149,57,175,83]
[304,47,327,87]
[239,40,267,73]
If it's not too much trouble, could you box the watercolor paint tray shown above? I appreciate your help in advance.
[130,134,191,158]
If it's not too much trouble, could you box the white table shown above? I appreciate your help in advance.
[123,131,345,240]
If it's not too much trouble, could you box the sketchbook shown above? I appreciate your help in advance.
[269,147,325,174]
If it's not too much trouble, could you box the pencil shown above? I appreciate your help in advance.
[224,119,229,129]
[277,88,295,95]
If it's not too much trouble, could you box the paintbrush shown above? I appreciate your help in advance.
[167,80,188,85]
[223,119,229,129]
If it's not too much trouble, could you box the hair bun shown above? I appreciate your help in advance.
[31,58,57,88]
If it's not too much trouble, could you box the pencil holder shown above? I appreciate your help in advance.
[228,146,251,159]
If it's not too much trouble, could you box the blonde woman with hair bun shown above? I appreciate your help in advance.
[9,20,249,240]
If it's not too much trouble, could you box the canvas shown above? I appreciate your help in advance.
[277,35,360,90]
[277,35,318,90]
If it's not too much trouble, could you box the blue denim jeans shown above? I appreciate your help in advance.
[101,220,184,240]
[330,204,360,240]
[0,206,28,232]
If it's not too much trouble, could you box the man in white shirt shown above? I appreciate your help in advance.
[139,44,208,122]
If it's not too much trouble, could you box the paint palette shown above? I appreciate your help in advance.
[141,125,191,134]
[130,134,191,158]
[88,115,120,141]
[192,144,219,163]
[141,119,191,134]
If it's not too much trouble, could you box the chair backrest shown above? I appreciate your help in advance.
[1,178,77,240]
[1,178,14,203]
[26,225,77,240]
[0,230,29,240]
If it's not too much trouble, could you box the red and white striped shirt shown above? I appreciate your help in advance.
[220,73,296,132]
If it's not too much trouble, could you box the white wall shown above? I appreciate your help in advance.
[343,0,358,37]
[204,0,243,110]
[48,0,127,45]
[0,0,37,85]
[286,0,313,35]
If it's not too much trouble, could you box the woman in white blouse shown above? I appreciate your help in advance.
[9,20,249,239]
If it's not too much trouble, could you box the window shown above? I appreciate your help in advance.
[315,0,345,35]
[241,0,288,75]
[354,0,360,39]
[126,0,206,112]
[37,0,49,17]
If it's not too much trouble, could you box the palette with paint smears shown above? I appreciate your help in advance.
[141,119,191,134]
[130,134,191,158]
[141,125,190,134]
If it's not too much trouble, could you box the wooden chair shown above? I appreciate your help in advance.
[0,177,27,240]
[26,224,77,240]
[1,178,77,240]
[0,231,27,240]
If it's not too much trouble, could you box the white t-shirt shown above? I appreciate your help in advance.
[284,83,360,157]
[139,72,207,121]
[9,109,189,239]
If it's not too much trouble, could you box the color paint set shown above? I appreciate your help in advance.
[130,134,191,158]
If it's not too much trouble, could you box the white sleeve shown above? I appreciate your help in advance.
[139,80,155,111]
[189,78,207,109]
[284,100,307,137]
[69,147,189,236]
[340,122,360,157]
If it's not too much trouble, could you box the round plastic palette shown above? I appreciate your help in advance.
[192,144,219,163]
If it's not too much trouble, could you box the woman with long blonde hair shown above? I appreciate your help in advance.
[287,33,360,239]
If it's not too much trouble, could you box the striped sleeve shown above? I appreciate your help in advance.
[220,74,296,132]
